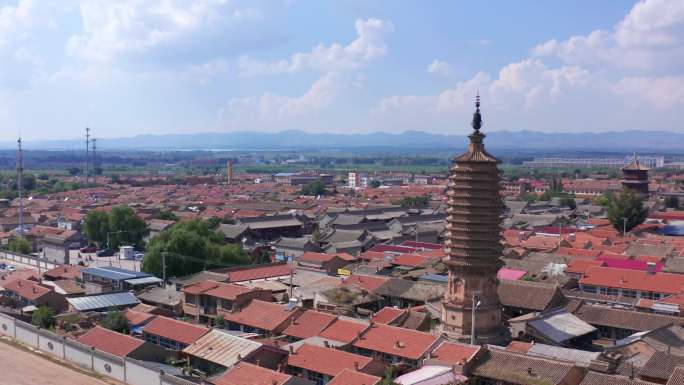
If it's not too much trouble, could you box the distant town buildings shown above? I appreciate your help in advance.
[523,155,665,169]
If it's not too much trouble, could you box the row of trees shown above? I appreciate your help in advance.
[141,219,251,278]
[83,206,147,249]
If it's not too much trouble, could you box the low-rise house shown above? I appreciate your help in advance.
[374,278,444,308]
[286,343,382,385]
[470,347,586,385]
[498,279,566,319]
[2,278,68,312]
[223,299,303,336]
[296,252,357,275]
[136,286,183,315]
[579,267,684,300]
[214,362,315,385]
[43,265,84,281]
[352,323,441,367]
[124,308,155,334]
[317,317,370,346]
[147,219,175,240]
[184,329,284,375]
[425,341,481,374]
[578,372,658,385]
[282,310,337,342]
[508,308,597,348]
[42,231,82,264]
[327,369,381,385]
[273,237,323,259]
[77,326,167,361]
[181,280,272,324]
[81,266,162,294]
[220,263,292,284]
[142,316,209,351]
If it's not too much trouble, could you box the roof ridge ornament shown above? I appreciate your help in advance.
[471,92,482,133]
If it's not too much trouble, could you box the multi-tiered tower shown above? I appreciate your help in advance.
[621,154,649,195]
[442,96,505,344]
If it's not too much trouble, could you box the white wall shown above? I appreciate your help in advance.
[15,322,38,347]
[38,330,66,359]
[93,351,126,382]
[0,313,16,337]
[64,340,94,370]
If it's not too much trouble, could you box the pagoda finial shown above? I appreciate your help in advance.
[471,92,482,132]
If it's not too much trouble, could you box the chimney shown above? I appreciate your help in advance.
[255,359,261,367]
[324,340,329,348]
[646,262,657,275]
[353,361,359,371]
[289,345,294,354]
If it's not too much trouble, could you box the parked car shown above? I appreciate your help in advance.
[80,245,98,253]
[5,265,16,272]
[96,249,116,257]
[0,263,6,269]
[133,252,145,261]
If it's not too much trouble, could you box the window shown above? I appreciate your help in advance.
[582,285,597,294]
[185,294,197,305]
[606,288,618,296]
[622,290,637,298]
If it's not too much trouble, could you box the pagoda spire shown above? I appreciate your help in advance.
[471,92,482,132]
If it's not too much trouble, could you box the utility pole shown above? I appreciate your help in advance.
[470,291,477,345]
[162,252,166,284]
[16,136,23,237]
[85,127,90,187]
[289,255,294,299]
[92,138,97,178]
[623,217,627,238]
[558,221,563,249]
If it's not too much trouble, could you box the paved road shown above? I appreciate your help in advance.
[0,338,114,385]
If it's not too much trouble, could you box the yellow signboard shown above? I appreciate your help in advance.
[337,268,351,276]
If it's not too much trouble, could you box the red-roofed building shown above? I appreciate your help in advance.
[497,268,528,281]
[565,259,606,278]
[223,299,303,336]
[77,326,162,359]
[214,362,302,385]
[343,274,387,294]
[327,369,380,385]
[427,341,481,368]
[371,307,406,325]
[225,263,291,283]
[353,324,441,367]
[557,247,601,259]
[390,253,430,268]
[283,310,337,341]
[3,278,67,312]
[182,281,272,324]
[42,265,84,281]
[318,318,370,344]
[297,252,357,275]
[580,267,684,299]
[124,309,155,331]
[286,344,378,384]
[142,316,209,350]
[400,241,442,250]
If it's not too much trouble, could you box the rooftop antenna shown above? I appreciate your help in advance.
[85,127,90,187]
[16,136,24,237]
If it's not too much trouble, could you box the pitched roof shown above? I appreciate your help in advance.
[204,282,255,301]
[287,344,372,377]
[142,316,208,345]
[353,323,439,360]
[667,367,684,385]
[283,310,337,340]
[639,352,684,382]
[226,264,291,283]
[565,259,605,275]
[318,318,370,344]
[572,303,683,332]
[124,309,155,326]
[182,329,262,368]
[180,280,221,295]
[77,326,144,357]
[472,348,577,385]
[429,341,480,365]
[371,307,406,325]
[343,274,387,293]
[580,267,684,294]
[222,300,299,331]
[327,369,381,385]
[4,279,52,300]
[498,280,562,311]
[43,265,84,280]
[213,362,292,385]
[579,372,656,385]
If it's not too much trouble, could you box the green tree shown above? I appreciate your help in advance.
[84,210,110,247]
[608,189,648,234]
[8,237,32,254]
[32,306,55,329]
[37,173,50,181]
[22,174,36,191]
[300,180,328,196]
[68,167,81,176]
[592,193,612,207]
[154,211,178,221]
[370,179,382,188]
[108,205,148,249]
[101,310,128,333]
[559,196,577,210]
[399,195,430,208]
[380,365,397,385]
[214,314,225,328]
[142,219,251,278]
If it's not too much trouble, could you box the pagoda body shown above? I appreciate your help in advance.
[621,155,649,195]
[441,97,505,344]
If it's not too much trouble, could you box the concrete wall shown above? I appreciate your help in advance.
[0,313,197,385]
[0,250,57,271]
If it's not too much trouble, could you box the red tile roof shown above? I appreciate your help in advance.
[287,344,372,377]
[318,319,370,344]
[430,341,480,365]
[214,362,292,385]
[124,309,155,326]
[391,253,429,268]
[77,326,144,357]
[282,310,337,339]
[204,283,255,301]
[181,280,221,295]
[142,316,208,345]
[222,300,299,332]
[328,369,381,385]
[227,264,291,283]
[557,247,601,259]
[343,274,387,293]
[580,267,684,295]
[43,265,84,280]
[4,279,52,301]
[353,324,440,360]
[565,259,605,275]
[371,307,405,325]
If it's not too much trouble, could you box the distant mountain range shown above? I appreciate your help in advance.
[4,129,684,152]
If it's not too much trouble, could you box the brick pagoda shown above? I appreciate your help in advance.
[621,154,649,195]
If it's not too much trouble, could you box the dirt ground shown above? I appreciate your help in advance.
[0,339,113,385]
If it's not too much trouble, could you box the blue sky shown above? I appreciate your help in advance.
[0,0,681,141]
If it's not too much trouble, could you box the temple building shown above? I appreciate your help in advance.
[441,96,506,344]
[621,154,649,195]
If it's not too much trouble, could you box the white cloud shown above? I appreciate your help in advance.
[614,76,684,108]
[238,18,394,77]
[427,59,450,76]
[221,73,344,121]
[533,0,684,72]
[67,0,266,66]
